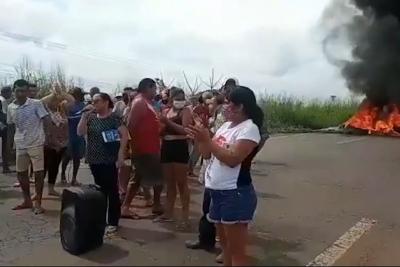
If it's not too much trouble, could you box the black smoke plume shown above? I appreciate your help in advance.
[323,0,400,105]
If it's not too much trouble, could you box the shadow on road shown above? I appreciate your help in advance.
[155,216,199,234]
[256,191,285,200]
[253,160,288,167]
[119,226,176,243]
[251,169,270,177]
[250,235,302,266]
[80,243,129,264]
[42,208,61,219]
[41,196,62,202]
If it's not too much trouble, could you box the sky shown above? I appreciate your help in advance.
[0,0,350,98]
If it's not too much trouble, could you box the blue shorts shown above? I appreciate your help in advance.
[207,185,257,224]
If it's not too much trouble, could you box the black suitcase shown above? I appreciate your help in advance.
[60,184,107,255]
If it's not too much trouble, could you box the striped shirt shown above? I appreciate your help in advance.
[7,98,48,149]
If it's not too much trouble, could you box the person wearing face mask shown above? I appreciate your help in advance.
[156,88,193,229]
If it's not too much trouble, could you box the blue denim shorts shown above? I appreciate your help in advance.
[207,185,257,224]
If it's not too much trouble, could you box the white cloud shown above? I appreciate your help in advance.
[0,0,348,98]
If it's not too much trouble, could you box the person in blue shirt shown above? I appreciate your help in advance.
[152,94,162,113]
[61,87,86,186]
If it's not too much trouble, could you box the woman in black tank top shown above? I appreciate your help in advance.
[156,88,193,229]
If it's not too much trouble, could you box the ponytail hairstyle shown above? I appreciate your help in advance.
[228,86,264,130]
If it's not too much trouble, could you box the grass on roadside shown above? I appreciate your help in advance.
[259,95,360,132]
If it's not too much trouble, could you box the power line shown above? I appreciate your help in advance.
[0,30,211,88]
[0,30,158,73]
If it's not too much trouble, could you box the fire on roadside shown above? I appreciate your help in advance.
[344,99,400,136]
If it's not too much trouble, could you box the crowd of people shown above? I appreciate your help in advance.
[1,77,268,266]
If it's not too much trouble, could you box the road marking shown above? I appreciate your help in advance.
[270,133,306,140]
[336,137,366,145]
[307,218,377,266]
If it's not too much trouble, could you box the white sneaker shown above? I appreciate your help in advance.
[216,252,224,264]
[105,226,118,235]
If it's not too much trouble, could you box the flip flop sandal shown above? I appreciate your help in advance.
[33,207,45,215]
[215,253,224,264]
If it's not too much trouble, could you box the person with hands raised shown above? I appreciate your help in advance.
[61,87,87,186]
[155,88,193,230]
[40,82,75,196]
[186,86,264,267]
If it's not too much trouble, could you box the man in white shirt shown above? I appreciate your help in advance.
[113,92,128,118]
[0,86,12,173]
[8,79,50,214]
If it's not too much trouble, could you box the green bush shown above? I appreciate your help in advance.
[259,95,359,132]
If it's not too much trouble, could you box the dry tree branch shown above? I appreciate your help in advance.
[183,71,193,92]
[200,68,224,90]
[183,71,201,96]
[156,72,175,90]
[167,78,175,88]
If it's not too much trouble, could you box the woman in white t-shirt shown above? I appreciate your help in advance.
[187,86,264,266]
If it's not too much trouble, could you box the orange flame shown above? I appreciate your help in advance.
[345,100,400,136]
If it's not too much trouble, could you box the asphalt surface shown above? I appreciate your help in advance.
[0,133,399,266]
[254,133,400,266]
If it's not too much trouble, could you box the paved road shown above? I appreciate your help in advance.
[254,133,400,266]
[1,133,399,266]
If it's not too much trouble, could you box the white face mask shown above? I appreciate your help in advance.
[173,100,186,109]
